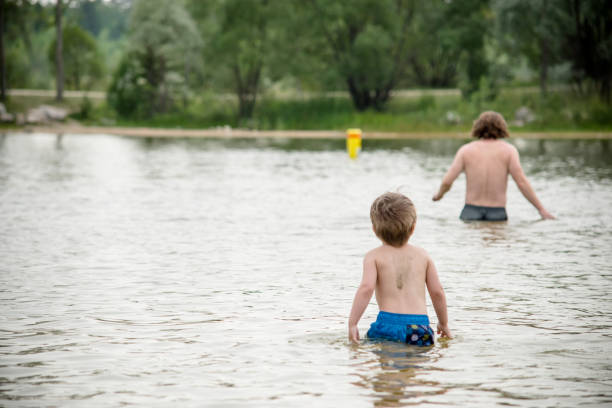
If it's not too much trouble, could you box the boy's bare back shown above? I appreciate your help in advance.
[366,243,430,315]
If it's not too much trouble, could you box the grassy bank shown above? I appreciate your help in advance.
[3,88,612,133]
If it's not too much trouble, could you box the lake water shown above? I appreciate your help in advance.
[1,133,611,407]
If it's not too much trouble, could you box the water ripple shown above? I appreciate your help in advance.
[0,134,611,407]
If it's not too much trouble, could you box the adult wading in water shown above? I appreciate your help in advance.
[432,111,554,221]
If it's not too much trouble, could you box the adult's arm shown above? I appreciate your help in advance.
[508,145,554,219]
[433,146,465,201]
[348,253,377,343]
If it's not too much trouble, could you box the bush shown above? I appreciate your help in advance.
[107,53,155,118]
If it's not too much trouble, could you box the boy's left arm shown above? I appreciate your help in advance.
[425,256,452,338]
[348,254,377,343]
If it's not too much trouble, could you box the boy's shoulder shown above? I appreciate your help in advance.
[365,244,431,260]
[364,245,384,260]
[407,244,432,261]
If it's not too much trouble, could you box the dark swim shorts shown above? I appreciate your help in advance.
[367,311,434,346]
[460,204,508,221]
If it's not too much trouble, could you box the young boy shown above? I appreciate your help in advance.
[348,192,451,345]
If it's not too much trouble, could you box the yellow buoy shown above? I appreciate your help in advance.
[346,128,362,159]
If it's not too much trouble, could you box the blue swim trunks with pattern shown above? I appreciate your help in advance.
[367,311,435,346]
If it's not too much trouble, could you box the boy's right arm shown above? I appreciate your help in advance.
[348,253,377,343]
[425,256,452,338]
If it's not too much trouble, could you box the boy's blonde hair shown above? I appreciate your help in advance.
[370,192,416,247]
[471,111,509,139]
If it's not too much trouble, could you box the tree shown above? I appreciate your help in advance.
[55,0,64,101]
[0,0,6,101]
[495,0,563,96]
[401,1,491,91]
[108,0,201,117]
[562,0,612,103]
[73,0,130,40]
[107,54,150,117]
[218,0,272,119]
[404,2,460,89]
[2,0,50,89]
[48,25,104,90]
[188,0,280,120]
[303,0,416,111]
[77,0,101,36]
[438,0,491,98]
[497,0,611,102]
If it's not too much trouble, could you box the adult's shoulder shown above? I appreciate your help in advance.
[500,139,518,149]
[460,140,477,150]
[501,140,520,157]
[455,141,474,157]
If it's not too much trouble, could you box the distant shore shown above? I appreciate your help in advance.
[8,124,612,139]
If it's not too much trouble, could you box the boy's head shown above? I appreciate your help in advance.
[370,192,416,247]
[471,111,509,139]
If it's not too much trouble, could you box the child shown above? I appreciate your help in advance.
[348,192,451,345]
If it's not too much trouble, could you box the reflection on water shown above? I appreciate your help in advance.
[351,341,450,407]
[465,221,511,247]
[0,133,611,407]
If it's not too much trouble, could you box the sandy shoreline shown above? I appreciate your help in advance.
[7,124,612,139]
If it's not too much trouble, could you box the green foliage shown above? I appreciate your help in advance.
[88,88,611,133]
[416,95,436,111]
[468,76,498,114]
[495,0,612,103]
[495,0,567,96]
[189,0,285,120]
[107,0,201,117]
[448,0,492,97]
[5,0,612,124]
[3,1,54,89]
[405,1,480,89]
[348,24,395,90]
[560,0,612,103]
[74,96,93,120]
[5,44,30,88]
[301,0,415,111]
[94,28,128,86]
[107,52,154,118]
[72,0,129,40]
[48,25,105,90]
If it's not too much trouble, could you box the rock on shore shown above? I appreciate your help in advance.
[26,105,68,124]
[0,103,14,122]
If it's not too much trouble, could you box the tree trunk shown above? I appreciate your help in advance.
[539,38,548,97]
[0,0,6,102]
[601,81,610,105]
[347,78,369,111]
[233,63,261,119]
[238,93,256,119]
[538,0,549,97]
[347,78,392,111]
[55,0,64,101]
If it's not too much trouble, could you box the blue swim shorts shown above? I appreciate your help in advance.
[367,311,434,346]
